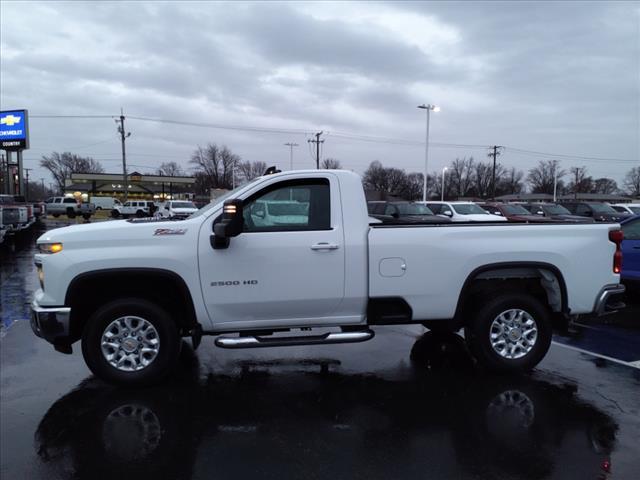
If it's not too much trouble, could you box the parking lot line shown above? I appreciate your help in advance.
[551,341,640,370]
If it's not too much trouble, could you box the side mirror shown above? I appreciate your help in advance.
[212,199,243,249]
[165,206,170,210]
[391,212,399,219]
[443,210,453,217]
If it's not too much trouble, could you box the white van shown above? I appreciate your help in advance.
[90,197,122,211]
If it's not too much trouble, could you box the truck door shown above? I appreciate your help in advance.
[198,175,346,327]
[622,217,640,282]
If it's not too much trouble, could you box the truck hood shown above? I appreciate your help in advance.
[37,218,195,248]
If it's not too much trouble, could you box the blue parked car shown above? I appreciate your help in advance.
[620,215,640,287]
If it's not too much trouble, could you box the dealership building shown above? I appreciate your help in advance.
[65,171,196,201]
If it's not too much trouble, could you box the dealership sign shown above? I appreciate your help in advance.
[0,110,29,151]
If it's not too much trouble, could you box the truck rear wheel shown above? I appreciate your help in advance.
[464,293,551,372]
[111,209,120,218]
[81,298,181,385]
[66,207,76,219]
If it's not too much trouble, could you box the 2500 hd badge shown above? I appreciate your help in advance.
[211,280,258,287]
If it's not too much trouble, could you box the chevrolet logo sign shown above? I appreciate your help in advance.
[1,114,22,126]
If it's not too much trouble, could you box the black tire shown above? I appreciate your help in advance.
[111,210,120,218]
[66,208,76,219]
[52,213,60,218]
[136,210,145,218]
[96,206,102,210]
[464,293,551,372]
[81,298,181,386]
[82,213,91,220]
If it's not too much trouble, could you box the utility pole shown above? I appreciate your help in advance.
[284,142,299,170]
[488,145,503,201]
[574,168,579,200]
[116,108,131,202]
[308,132,324,169]
[41,177,45,195]
[24,168,32,201]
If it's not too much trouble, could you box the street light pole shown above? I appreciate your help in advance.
[417,104,440,202]
[441,167,448,201]
[553,161,559,202]
[284,142,299,170]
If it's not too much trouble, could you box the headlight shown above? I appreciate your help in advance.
[38,242,63,254]
[36,263,44,290]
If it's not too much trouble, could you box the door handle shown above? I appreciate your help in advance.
[310,242,339,251]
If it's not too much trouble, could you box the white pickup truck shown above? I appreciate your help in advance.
[31,170,625,385]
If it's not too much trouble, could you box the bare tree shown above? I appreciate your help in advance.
[398,172,424,200]
[429,170,455,200]
[527,160,566,194]
[190,143,240,190]
[448,157,475,198]
[237,160,268,182]
[474,162,495,198]
[156,161,185,177]
[567,166,593,195]
[40,152,104,193]
[592,178,618,195]
[320,158,342,169]
[623,167,640,197]
[497,167,525,195]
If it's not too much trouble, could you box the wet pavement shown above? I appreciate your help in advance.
[1,222,640,479]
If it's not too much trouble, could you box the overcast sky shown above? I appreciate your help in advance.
[1,1,638,188]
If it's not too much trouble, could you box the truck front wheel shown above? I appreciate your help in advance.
[464,293,551,372]
[81,298,181,385]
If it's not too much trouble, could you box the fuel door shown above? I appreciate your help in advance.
[379,257,407,277]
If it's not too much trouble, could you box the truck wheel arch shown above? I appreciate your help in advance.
[455,262,569,321]
[64,268,199,342]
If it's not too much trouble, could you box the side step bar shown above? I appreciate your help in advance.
[215,330,375,349]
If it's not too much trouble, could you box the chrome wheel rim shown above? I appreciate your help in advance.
[101,316,160,372]
[489,309,538,359]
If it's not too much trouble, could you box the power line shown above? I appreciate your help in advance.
[30,115,116,119]
[27,113,638,164]
[127,115,313,135]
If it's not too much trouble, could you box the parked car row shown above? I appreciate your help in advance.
[0,194,44,244]
[367,199,637,224]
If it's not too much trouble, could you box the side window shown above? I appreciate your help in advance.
[384,205,396,216]
[242,179,330,232]
[374,203,385,215]
[427,203,441,214]
[576,204,590,216]
[63,198,76,204]
[623,219,640,240]
[124,202,131,207]
[563,204,576,214]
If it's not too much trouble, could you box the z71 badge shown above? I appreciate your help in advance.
[154,228,188,236]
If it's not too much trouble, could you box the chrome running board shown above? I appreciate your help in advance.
[215,330,374,349]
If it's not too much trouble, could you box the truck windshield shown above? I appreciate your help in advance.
[452,204,488,215]
[172,202,196,209]
[395,203,434,215]
[502,205,530,215]
[543,204,571,215]
[588,203,617,214]
[188,177,265,218]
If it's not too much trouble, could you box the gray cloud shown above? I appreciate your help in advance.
[0,1,637,185]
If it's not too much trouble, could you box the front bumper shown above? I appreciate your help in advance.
[30,300,71,344]
[593,284,626,316]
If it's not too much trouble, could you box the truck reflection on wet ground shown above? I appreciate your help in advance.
[34,335,617,480]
